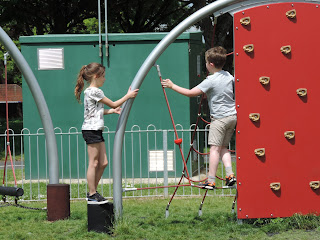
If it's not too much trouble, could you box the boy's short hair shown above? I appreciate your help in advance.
[205,46,227,69]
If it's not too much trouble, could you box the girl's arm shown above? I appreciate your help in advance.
[161,79,203,97]
[104,107,121,115]
[99,87,139,108]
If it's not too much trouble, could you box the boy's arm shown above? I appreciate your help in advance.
[161,79,203,97]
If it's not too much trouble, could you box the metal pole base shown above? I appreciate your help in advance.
[47,184,70,221]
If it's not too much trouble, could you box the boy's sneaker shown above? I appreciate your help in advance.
[226,174,237,186]
[87,192,108,204]
[198,181,215,190]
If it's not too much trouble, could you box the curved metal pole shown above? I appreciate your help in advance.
[112,0,244,220]
[0,27,59,184]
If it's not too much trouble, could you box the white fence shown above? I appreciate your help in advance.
[0,124,236,201]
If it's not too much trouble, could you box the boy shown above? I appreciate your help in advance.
[161,46,237,189]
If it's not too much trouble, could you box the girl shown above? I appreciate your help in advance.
[75,62,139,202]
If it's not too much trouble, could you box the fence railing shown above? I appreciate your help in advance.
[0,124,236,201]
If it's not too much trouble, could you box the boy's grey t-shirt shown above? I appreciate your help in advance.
[196,70,236,119]
[81,87,106,130]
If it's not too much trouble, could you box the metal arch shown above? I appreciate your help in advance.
[0,27,59,184]
[112,0,245,221]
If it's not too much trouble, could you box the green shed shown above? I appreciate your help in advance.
[20,32,204,179]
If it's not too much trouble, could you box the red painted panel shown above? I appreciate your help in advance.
[234,2,320,219]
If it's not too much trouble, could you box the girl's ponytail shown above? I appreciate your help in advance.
[74,63,105,103]
[74,66,86,103]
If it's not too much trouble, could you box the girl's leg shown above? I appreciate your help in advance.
[94,142,108,190]
[87,143,101,195]
[209,145,222,180]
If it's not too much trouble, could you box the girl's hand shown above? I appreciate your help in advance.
[127,87,139,98]
[113,107,122,115]
[161,79,173,89]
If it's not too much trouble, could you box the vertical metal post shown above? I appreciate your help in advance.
[104,0,109,57]
[163,130,168,198]
[98,0,102,57]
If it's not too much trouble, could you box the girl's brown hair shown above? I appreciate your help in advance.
[74,62,106,103]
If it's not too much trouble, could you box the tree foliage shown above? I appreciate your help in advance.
[0,0,234,84]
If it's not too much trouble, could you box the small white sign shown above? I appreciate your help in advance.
[149,150,174,172]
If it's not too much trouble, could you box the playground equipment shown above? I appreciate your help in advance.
[0,28,68,220]
[234,1,320,219]
[113,0,320,220]
[2,0,320,224]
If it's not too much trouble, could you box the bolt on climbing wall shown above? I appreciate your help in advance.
[234,2,320,219]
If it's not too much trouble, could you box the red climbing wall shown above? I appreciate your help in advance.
[234,2,320,219]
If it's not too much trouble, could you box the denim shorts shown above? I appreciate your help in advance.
[82,130,105,144]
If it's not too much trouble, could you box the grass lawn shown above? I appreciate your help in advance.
[0,197,320,240]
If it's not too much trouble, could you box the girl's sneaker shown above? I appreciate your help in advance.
[87,192,108,204]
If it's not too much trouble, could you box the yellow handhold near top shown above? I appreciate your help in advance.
[270,182,281,191]
[249,113,260,122]
[296,88,307,97]
[284,131,295,140]
[254,148,265,157]
[240,17,251,25]
[243,44,254,53]
[310,181,320,190]
[280,45,291,54]
[286,9,296,19]
[259,76,270,85]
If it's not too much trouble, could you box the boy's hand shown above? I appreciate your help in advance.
[127,87,139,98]
[161,79,173,89]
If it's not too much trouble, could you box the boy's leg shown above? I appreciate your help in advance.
[200,117,225,189]
[221,147,236,186]
[209,145,222,182]
[199,145,220,189]
[220,115,237,186]
[221,147,233,176]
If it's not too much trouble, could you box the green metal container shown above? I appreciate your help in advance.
[20,32,204,179]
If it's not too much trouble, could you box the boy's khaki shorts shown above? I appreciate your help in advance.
[208,114,237,147]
